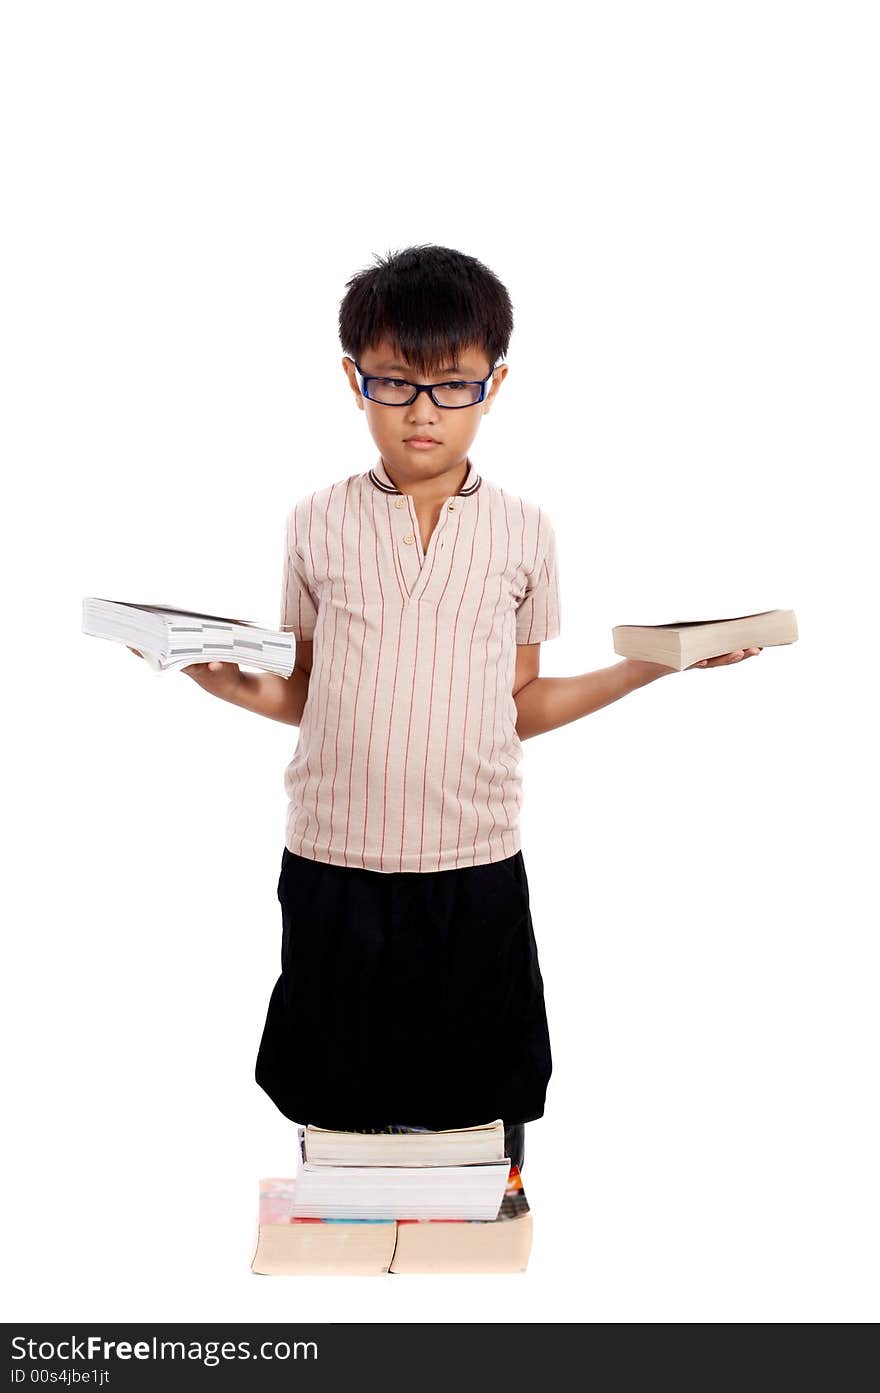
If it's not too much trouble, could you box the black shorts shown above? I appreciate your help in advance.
[255,847,552,1131]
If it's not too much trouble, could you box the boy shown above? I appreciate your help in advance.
[136,245,760,1171]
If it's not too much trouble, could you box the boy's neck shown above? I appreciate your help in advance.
[379,454,470,507]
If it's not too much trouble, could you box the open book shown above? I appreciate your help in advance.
[81,598,296,676]
[612,608,798,670]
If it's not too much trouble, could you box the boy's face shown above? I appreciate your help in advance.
[342,337,507,485]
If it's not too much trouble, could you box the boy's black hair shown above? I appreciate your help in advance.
[338,243,513,379]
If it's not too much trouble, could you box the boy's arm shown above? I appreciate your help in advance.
[511,512,762,741]
[128,639,313,726]
[511,525,666,739]
[221,639,313,725]
[513,645,762,741]
[513,645,665,741]
[129,504,320,725]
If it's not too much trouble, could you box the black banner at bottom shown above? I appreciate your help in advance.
[5,1324,574,1390]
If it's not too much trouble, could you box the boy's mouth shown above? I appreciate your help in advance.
[404,436,440,449]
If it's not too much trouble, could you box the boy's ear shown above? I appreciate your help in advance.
[483,361,508,413]
[341,355,365,408]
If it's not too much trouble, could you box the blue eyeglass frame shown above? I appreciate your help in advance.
[351,357,496,408]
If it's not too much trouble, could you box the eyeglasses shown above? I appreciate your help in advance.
[352,358,495,409]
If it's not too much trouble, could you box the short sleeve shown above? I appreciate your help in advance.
[280,507,319,641]
[515,510,561,644]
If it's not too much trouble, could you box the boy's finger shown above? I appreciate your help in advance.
[181,661,224,676]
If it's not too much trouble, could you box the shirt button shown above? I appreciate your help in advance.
[403,533,415,545]
[395,498,406,509]
[447,503,456,511]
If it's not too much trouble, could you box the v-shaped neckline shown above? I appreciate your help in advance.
[397,492,456,606]
[366,456,481,609]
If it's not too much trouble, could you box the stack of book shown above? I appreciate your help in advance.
[251,1120,533,1275]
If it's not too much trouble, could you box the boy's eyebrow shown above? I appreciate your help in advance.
[376,362,466,376]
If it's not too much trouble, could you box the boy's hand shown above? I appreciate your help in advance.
[686,647,763,669]
[623,648,764,682]
[180,659,243,695]
[126,645,243,694]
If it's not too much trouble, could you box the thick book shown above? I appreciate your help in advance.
[301,1119,506,1167]
[81,598,295,676]
[612,608,798,670]
[289,1160,511,1220]
[392,1165,532,1274]
[251,1165,532,1276]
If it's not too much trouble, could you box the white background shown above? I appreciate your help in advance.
[2,0,877,1324]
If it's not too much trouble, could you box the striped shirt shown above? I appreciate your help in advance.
[280,454,561,872]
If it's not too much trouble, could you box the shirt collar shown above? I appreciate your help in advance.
[367,455,482,497]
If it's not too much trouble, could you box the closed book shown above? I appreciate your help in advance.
[391,1165,532,1274]
[302,1119,505,1167]
[82,597,295,676]
[251,1180,396,1276]
[612,607,798,670]
[290,1161,511,1221]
